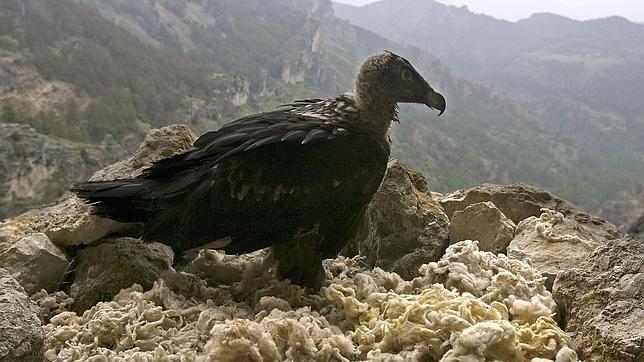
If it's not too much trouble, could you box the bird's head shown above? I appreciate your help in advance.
[356,51,446,115]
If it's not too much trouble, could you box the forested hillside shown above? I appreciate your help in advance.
[0,0,221,217]
[1,0,640,227]
[0,0,221,142]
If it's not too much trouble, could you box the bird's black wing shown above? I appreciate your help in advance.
[139,101,344,178]
[77,105,390,256]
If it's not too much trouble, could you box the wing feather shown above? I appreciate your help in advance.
[244,134,285,151]
[302,129,330,144]
[281,129,308,141]
[132,103,390,255]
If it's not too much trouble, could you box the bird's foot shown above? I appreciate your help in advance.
[270,238,326,290]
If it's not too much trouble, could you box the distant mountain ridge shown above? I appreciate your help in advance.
[334,0,644,228]
[334,1,644,117]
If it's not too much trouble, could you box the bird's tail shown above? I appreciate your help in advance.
[72,180,149,223]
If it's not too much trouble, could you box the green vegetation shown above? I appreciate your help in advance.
[0,0,214,142]
[1,101,87,140]
[0,35,19,49]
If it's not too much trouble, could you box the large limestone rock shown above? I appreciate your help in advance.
[69,238,174,312]
[508,209,608,288]
[88,124,196,181]
[553,237,643,361]
[344,159,449,279]
[448,201,516,254]
[0,233,69,295]
[0,268,44,362]
[0,196,132,247]
[438,183,622,241]
[0,125,196,248]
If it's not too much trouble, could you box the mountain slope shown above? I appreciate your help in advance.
[77,0,336,96]
[0,123,127,219]
[80,0,590,197]
[0,0,226,217]
[1,0,637,224]
[334,0,644,222]
[0,0,227,142]
[334,1,644,115]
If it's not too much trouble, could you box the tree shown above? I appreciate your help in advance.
[1,103,18,123]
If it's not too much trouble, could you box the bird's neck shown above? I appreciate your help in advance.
[354,83,397,138]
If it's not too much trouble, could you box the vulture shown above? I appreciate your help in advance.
[73,51,445,288]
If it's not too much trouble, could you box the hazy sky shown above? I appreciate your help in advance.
[334,0,644,23]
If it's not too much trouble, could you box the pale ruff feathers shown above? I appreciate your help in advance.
[288,94,361,128]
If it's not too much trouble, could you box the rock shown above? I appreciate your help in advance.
[88,124,195,181]
[344,159,449,279]
[185,249,269,285]
[0,233,69,295]
[553,237,643,361]
[0,125,196,248]
[0,195,133,247]
[438,183,622,241]
[0,268,44,362]
[448,201,516,254]
[628,214,644,240]
[508,209,608,289]
[69,237,174,312]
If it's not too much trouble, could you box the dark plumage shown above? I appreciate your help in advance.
[73,51,445,288]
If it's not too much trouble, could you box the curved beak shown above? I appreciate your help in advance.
[425,91,446,116]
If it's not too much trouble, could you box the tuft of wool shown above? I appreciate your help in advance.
[534,209,589,244]
[413,240,557,324]
[31,289,74,324]
[41,241,575,361]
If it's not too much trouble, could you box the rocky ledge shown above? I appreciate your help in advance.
[0,125,641,361]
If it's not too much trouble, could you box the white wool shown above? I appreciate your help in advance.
[555,347,578,362]
[202,319,281,361]
[440,320,521,361]
[414,240,558,324]
[31,289,74,324]
[190,249,269,284]
[535,209,588,244]
[41,241,575,361]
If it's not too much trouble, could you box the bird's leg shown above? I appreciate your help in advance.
[270,233,325,290]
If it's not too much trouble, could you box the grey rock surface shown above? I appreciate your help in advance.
[0,233,69,295]
[0,125,196,248]
[344,159,449,279]
[508,209,607,288]
[89,124,195,181]
[553,237,643,361]
[0,268,44,362]
[69,237,174,312]
[0,195,133,247]
[438,183,622,241]
[448,201,516,254]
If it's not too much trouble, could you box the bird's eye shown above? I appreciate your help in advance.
[401,69,413,81]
